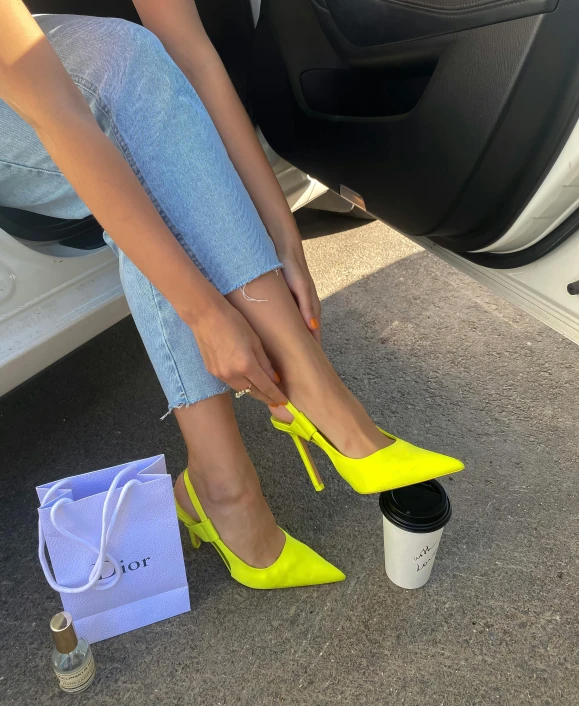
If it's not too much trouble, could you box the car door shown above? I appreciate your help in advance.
[250,0,579,344]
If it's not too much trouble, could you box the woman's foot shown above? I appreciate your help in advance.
[269,389,394,460]
[174,468,286,569]
[226,270,395,460]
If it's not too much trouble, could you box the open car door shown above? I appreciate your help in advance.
[251,0,579,344]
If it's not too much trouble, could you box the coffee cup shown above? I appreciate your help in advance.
[379,480,452,589]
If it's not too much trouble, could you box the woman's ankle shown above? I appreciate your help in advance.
[177,464,256,511]
[175,469,284,569]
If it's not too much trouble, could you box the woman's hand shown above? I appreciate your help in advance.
[279,248,322,344]
[191,297,288,406]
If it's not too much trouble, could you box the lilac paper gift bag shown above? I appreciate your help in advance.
[37,455,190,643]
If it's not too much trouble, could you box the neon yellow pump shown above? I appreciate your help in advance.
[174,469,345,589]
[271,401,464,494]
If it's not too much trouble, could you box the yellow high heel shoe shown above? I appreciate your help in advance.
[271,401,464,494]
[174,469,345,589]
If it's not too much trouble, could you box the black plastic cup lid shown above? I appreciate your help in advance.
[379,479,452,534]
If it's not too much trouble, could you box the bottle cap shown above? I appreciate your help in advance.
[50,612,78,654]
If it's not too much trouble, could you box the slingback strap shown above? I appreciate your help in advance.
[190,518,220,543]
[175,500,195,526]
[183,469,220,543]
[284,401,318,442]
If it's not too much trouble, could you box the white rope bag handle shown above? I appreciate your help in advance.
[38,465,139,594]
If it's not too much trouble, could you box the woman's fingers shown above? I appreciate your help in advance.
[228,373,271,405]
[278,258,322,344]
[309,318,322,345]
[228,375,267,405]
[297,288,322,345]
[246,386,275,406]
[227,349,286,406]
[250,344,288,406]
[295,279,321,343]
[193,297,288,406]
[249,368,286,406]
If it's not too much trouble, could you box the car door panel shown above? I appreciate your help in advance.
[251,0,579,253]
[252,0,579,344]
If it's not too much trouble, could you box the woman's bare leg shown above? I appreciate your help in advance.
[172,393,285,568]
[173,269,388,568]
[227,271,392,459]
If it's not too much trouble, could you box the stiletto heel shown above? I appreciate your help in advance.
[187,527,202,549]
[174,469,345,589]
[271,401,464,495]
[290,434,324,492]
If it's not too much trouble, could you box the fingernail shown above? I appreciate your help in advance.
[310,318,319,330]
[273,371,281,383]
[270,403,279,408]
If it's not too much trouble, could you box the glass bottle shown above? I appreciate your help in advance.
[50,612,96,693]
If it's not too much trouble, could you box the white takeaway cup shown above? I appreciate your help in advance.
[379,480,452,590]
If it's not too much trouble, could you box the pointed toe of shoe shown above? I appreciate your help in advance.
[336,436,465,494]
[271,400,466,497]
[419,447,464,479]
[310,555,346,585]
[230,532,345,590]
[382,441,465,491]
[327,565,347,584]
[284,536,346,587]
[276,534,346,588]
[293,555,346,587]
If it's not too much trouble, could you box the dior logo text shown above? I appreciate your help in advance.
[91,558,151,581]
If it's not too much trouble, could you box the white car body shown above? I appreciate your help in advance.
[424,115,579,347]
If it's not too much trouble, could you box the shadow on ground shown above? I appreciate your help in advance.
[1,217,578,706]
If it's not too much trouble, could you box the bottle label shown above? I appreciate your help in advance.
[55,650,96,693]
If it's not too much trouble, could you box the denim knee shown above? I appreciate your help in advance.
[64,17,280,295]
[53,17,186,127]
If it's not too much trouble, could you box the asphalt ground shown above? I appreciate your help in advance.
[1,211,578,705]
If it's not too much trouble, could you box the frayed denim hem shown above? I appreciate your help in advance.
[220,262,283,298]
[160,385,230,420]
[159,262,282,421]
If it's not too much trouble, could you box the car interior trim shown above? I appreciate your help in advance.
[473,114,579,254]
[459,202,579,269]
[315,0,559,48]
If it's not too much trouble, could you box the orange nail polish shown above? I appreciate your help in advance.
[310,318,319,330]
[273,371,281,383]
[270,403,279,408]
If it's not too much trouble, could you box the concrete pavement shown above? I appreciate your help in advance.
[1,211,578,705]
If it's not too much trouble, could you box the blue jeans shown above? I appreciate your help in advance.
[0,15,282,412]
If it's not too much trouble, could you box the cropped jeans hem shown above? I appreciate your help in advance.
[160,260,283,418]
